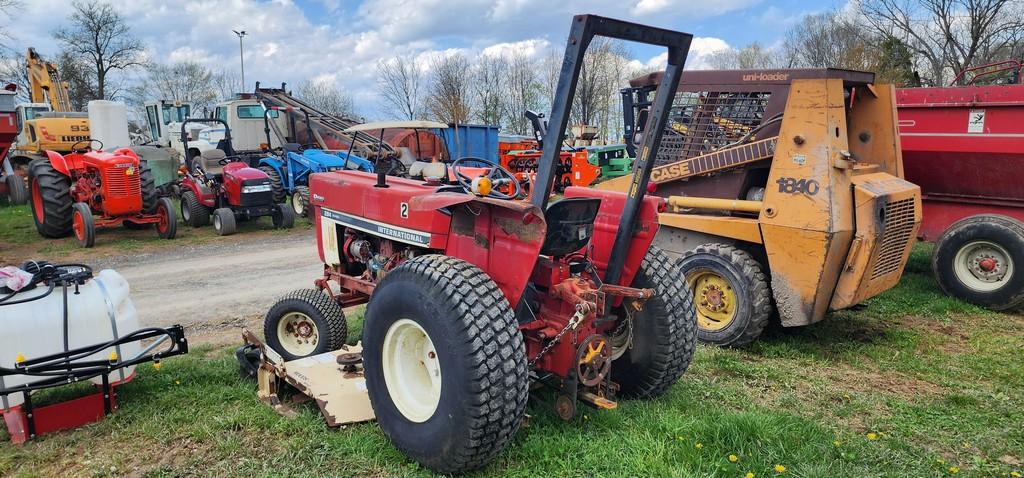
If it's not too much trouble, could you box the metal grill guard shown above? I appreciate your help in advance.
[872,197,918,279]
[657,92,771,165]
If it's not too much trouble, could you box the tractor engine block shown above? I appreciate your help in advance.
[341,232,424,283]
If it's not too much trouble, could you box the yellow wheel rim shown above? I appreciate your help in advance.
[687,270,738,331]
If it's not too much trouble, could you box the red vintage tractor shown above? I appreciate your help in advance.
[177,118,293,236]
[28,139,176,248]
[260,15,697,474]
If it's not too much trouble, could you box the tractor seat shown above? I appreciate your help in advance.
[199,149,227,176]
[539,197,601,257]
[282,142,302,153]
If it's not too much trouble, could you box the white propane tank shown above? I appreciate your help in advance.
[87,100,131,150]
[0,269,140,409]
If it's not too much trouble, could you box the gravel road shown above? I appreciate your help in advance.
[91,232,324,328]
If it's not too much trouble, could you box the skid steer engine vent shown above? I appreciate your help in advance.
[656,91,771,166]
[872,197,917,279]
[104,167,141,198]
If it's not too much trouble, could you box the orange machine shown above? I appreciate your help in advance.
[603,69,921,346]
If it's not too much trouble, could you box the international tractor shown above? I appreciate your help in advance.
[603,68,922,347]
[247,15,698,474]
[28,140,177,247]
[178,119,294,236]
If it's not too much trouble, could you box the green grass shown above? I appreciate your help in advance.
[1,244,1022,477]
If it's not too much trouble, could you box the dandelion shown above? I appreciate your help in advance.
[1009,471,1021,478]
[937,459,945,465]
[746,473,755,478]
[695,443,703,449]
[962,442,970,449]
[774,464,786,473]
[949,466,959,474]
[583,415,589,420]
[866,433,878,440]
[175,380,181,385]
[833,440,842,447]
[729,454,739,463]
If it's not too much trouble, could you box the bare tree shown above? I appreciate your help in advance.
[784,12,876,70]
[473,55,507,126]
[710,42,789,69]
[213,69,239,102]
[296,79,355,118]
[0,0,20,40]
[426,53,473,124]
[858,0,1024,85]
[377,55,423,120]
[0,48,29,103]
[56,50,96,110]
[538,50,563,115]
[52,0,147,100]
[503,52,542,135]
[128,61,219,113]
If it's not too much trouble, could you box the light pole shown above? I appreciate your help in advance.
[232,30,247,93]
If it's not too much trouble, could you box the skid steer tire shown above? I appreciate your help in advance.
[264,288,347,361]
[362,255,528,474]
[28,159,73,238]
[677,243,772,347]
[932,214,1024,310]
[259,166,286,203]
[612,245,698,398]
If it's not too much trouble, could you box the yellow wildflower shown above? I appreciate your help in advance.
[774,464,786,473]
[1009,472,1021,478]
[746,473,754,478]
[695,443,703,449]
[728,454,738,463]
[833,440,841,447]
[937,459,945,465]
[866,432,878,440]
[949,466,959,474]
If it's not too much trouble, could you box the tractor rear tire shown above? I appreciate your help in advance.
[291,186,310,217]
[71,202,96,248]
[273,203,295,229]
[611,245,697,398]
[259,166,286,203]
[155,197,177,240]
[362,255,528,474]
[264,288,347,361]
[932,214,1024,310]
[28,159,73,238]
[4,174,27,205]
[139,161,158,213]
[677,243,772,347]
[212,208,236,236]
[181,191,210,227]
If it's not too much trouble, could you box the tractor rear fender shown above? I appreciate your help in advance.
[418,194,546,308]
[43,150,72,177]
[259,155,284,172]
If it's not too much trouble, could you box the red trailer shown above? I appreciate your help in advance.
[0,83,26,203]
[896,61,1024,310]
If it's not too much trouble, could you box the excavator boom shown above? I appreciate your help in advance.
[26,48,73,112]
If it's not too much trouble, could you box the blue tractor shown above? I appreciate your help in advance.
[257,106,374,217]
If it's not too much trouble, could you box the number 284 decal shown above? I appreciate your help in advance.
[776,177,820,196]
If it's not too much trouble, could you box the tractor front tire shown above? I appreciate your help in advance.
[272,203,295,229]
[612,245,697,398]
[139,161,158,213]
[264,288,348,361]
[71,202,96,248]
[212,208,236,236]
[291,186,310,217]
[28,159,73,238]
[259,166,286,203]
[4,174,27,204]
[932,214,1024,310]
[677,243,772,347]
[181,191,210,227]
[362,255,528,474]
[155,197,177,240]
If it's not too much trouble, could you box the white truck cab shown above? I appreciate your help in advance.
[207,95,286,154]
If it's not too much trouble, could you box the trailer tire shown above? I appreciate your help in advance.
[181,191,209,227]
[932,214,1024,310]
[677,243,772,347]
[264,288,347,360]
[291,185,310,217]
[71,202,96,248]
[212,208,236,236]
[362,255,528,474]
[4,174,28,204]
[139,161,158,213]
[259,166,286,203]
[612,245,697,398]
[272,203,294,229]
[28,159,73,238]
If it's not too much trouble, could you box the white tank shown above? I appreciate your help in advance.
[87,100,131,150]
[0,269,140,409]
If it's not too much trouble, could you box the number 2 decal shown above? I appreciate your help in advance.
[400,202,409,218]
[776,177,820,196]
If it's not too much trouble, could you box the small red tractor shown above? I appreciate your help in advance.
[256,15,697,474]
[177,118,294,236]
[28,139,177,247]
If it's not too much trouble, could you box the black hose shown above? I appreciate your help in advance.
[0,261,92,306]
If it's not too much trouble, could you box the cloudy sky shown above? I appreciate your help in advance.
[3,0,841,118]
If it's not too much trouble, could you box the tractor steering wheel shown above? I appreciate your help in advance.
[70,139,103,153]
[451,156,522,200]
[218,155,243,165]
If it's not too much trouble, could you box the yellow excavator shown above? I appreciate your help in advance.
[6,48,90,172]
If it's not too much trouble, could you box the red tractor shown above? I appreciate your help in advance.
[177,119,294,235]
[28,139,176,247]
[262,15,697,474]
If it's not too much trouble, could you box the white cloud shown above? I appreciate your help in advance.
[633,0,672,16]
[686,37,732,69]
[482,39,550,59]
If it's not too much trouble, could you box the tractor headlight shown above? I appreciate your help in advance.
[242,184,272,194]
